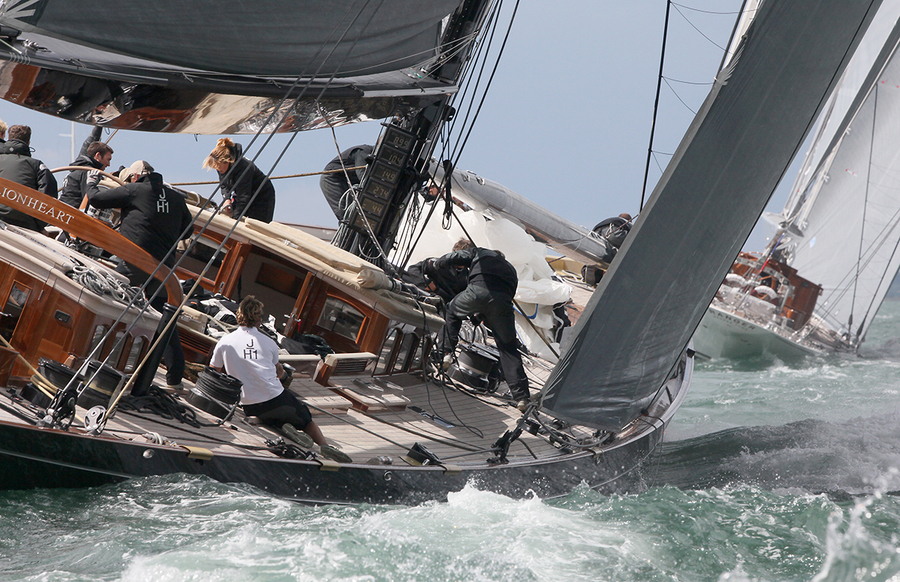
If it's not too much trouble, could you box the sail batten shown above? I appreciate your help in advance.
[541,0,883,432]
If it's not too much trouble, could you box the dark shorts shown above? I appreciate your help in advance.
[242,389,312,430]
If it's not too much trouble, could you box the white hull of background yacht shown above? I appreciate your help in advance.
[697,1,900,361]
[693,304,823,361]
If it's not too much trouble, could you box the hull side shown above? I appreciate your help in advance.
[0,417,664,504]
[693,305,822,360]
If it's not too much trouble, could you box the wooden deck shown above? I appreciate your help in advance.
[0,360,594,468]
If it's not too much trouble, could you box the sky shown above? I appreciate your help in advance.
[0,1,790,252]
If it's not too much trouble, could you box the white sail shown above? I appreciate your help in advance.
[782,2,900,230]
[778,9,900,343]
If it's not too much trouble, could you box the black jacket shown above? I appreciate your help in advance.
[0,139,58,231]
[218,142,275,223]
[322,144,372,184]
[319,144,373,219]
[88,172,193,267]
[433,247,518,297]
[405,258,469,303]
[60,126,103,208]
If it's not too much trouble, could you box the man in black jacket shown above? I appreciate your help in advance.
[319,144,373,221]
[88,160,194,390]
[428,239,531,409]
[403,256,469,304]
[60,126,113,209]
[0,125,58,232]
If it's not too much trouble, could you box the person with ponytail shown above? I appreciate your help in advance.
[203,138,275,223]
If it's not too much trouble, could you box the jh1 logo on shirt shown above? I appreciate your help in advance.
[243,339,258,360]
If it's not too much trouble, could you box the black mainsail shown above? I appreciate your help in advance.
[0,0,479,134]
[542,0,883,432]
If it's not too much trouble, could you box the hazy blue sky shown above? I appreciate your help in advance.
[0,1,787,251]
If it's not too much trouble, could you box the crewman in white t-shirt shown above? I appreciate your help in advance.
[210,295,351,463]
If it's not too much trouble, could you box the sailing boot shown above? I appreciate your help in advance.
[426,350,453,376]
[511,386,532,412]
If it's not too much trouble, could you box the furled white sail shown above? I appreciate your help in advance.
[776,10,900,343]
[542,0,882,432]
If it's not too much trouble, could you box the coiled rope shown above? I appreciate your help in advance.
[68,264,147,308]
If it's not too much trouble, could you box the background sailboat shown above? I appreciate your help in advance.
[693,2,900,360]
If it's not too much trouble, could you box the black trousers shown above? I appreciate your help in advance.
[243,389,312,430]
[117,260,185,386]
[441,285,529,400]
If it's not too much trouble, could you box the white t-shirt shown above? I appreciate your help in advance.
[210,326,283,405]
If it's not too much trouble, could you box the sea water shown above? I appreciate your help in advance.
[3,303,900,581]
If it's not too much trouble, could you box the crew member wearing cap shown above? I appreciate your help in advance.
[88,160,195,392]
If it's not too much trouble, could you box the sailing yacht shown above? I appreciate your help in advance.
[693,1,900,361]
[0,0,884,503]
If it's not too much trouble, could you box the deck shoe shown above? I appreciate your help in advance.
[281,423,314,448]
[165,382,188,396]
[320,444,352,463]
[512,388,533,412]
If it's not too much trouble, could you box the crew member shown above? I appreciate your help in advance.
[87,160,194,391]
[404,253,469,304]
[319,144,373,221]
[210,295,352,463]
[429,238,531,410]
[0,125,58,232]
[203,138,276,223]
[60,126,113,209]
[591,213,633,262]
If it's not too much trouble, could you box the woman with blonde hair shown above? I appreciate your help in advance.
[203,138,276,222]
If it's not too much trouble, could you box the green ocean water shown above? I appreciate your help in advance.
[3,302,900,582]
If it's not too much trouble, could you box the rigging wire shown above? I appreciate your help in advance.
[851,83,879,337]
[640,0,672,211]
[670,3,732,52]
[391,0,512,267]
[448,0,520,171]
[641,0,743,209]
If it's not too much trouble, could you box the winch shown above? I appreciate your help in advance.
[187,367,242,419]
[78,360,126,409]
[449,342,502,393]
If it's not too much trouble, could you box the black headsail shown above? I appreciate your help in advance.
[541,0,883,432]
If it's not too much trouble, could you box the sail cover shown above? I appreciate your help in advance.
[778,18,900,342]
[433,166,616,266]
[541,0,882,432]
[0,0,461,78]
